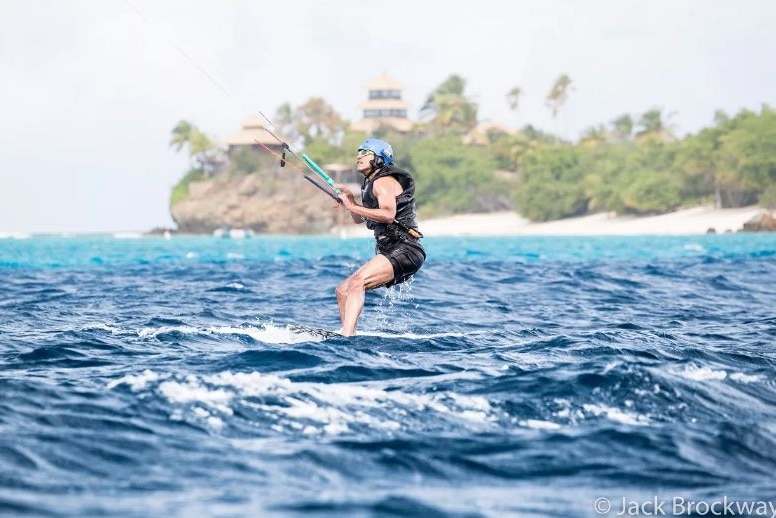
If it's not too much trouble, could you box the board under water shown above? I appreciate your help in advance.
[287,324,343,340]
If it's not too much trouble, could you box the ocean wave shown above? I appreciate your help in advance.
[2,235,776,516]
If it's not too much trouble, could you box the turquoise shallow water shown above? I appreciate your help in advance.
[1,234,775,516]
[2,233,775,267]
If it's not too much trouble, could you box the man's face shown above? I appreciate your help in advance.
[356,149,374,174]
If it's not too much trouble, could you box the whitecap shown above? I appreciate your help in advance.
[107,369,162,390]
[114,369,496,436]
[679,365,727,381]
[210,323,333,344]
[730,372,762,383]
[81,322,125,334]
[683,243,705,252]
[521,419,562,430]
[582,403,649,425]
[158,380,234,414]
[137,325,199,338]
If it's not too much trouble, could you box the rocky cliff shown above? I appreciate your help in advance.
[741,211,776,232]
[170,172,349,234]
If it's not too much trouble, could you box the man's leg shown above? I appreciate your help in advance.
[335,278,348,323]
[338,254,395,336]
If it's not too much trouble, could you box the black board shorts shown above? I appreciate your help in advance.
[375,235,426,288]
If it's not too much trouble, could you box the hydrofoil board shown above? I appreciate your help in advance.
[287,324,342,340]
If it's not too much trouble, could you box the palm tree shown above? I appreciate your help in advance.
[169,120,221,174]
[273,103,298,142]
[506,85,522,113]
[505,85,522,132]
[545,74,573,119]
[420,74,478,135]
[169,120,194,152]
[579,124,609,147]
[611,114,633,142]
[636,108,677,142]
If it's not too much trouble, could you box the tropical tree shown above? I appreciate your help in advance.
[294,97,346,145]
[506,85,522,121]
[635,108,677,142]
[515,145,588,221]
[272,103,299,144]
[169,120,222,174]
[579,124,609,147]
[420,74,478,135]
[715,105,776,207]
[611,114,634,142]
[501,124,563,170]
[409,135,502,214]
[169,120,194,152]
[545,74,573,119]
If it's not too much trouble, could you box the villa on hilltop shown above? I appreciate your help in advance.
[220,114,283,157]
[350,74,413,134]
[221,74,415,158]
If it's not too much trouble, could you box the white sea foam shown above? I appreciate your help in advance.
[680,365,728,381]
[678,367,762,384]
[132,323,332,344]
[683,243,705,252]
[549,398,649,426]
[107,369,162,390]
[521,419,562,430]
[730,372,763,383]
[159,380,234,414]
[582,403,649,425]
[200,323,332,344]
[103,320,475,345]
[110,369,495,435]
[137,325,200,338]
[81,322,125,334]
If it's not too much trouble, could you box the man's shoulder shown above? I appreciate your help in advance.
[381,165,413,178]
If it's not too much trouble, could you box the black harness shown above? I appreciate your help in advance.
[360,165,423,240]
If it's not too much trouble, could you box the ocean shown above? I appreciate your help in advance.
[2,234,775,517]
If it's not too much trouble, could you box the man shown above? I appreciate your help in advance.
[333,138,425,336]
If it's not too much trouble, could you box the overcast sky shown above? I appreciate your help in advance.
[1,0,774,233]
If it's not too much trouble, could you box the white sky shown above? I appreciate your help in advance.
[1,0,774,233]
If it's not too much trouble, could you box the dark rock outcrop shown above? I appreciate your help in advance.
[170,172,349,234]
[741,211,776,232]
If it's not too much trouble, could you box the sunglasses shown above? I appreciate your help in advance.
[357,149,375,158]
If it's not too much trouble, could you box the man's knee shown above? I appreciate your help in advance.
[348,270,370,290]
[335,280,348,299]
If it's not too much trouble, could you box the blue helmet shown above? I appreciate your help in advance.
[358,138,393,166]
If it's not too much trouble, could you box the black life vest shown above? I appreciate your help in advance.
[360,165,420,238]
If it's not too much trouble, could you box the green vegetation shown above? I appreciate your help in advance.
[169,74,776,220]
[170,168,206,206]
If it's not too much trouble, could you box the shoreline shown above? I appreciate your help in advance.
[3,206,768,239]
[335,205,766,237]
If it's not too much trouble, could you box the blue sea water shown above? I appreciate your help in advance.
[2,233,776,517]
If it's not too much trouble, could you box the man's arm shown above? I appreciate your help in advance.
[333,184,367,224]
[336,177,402,224]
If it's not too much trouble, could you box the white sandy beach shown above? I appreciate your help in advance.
[334,206,766,237]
